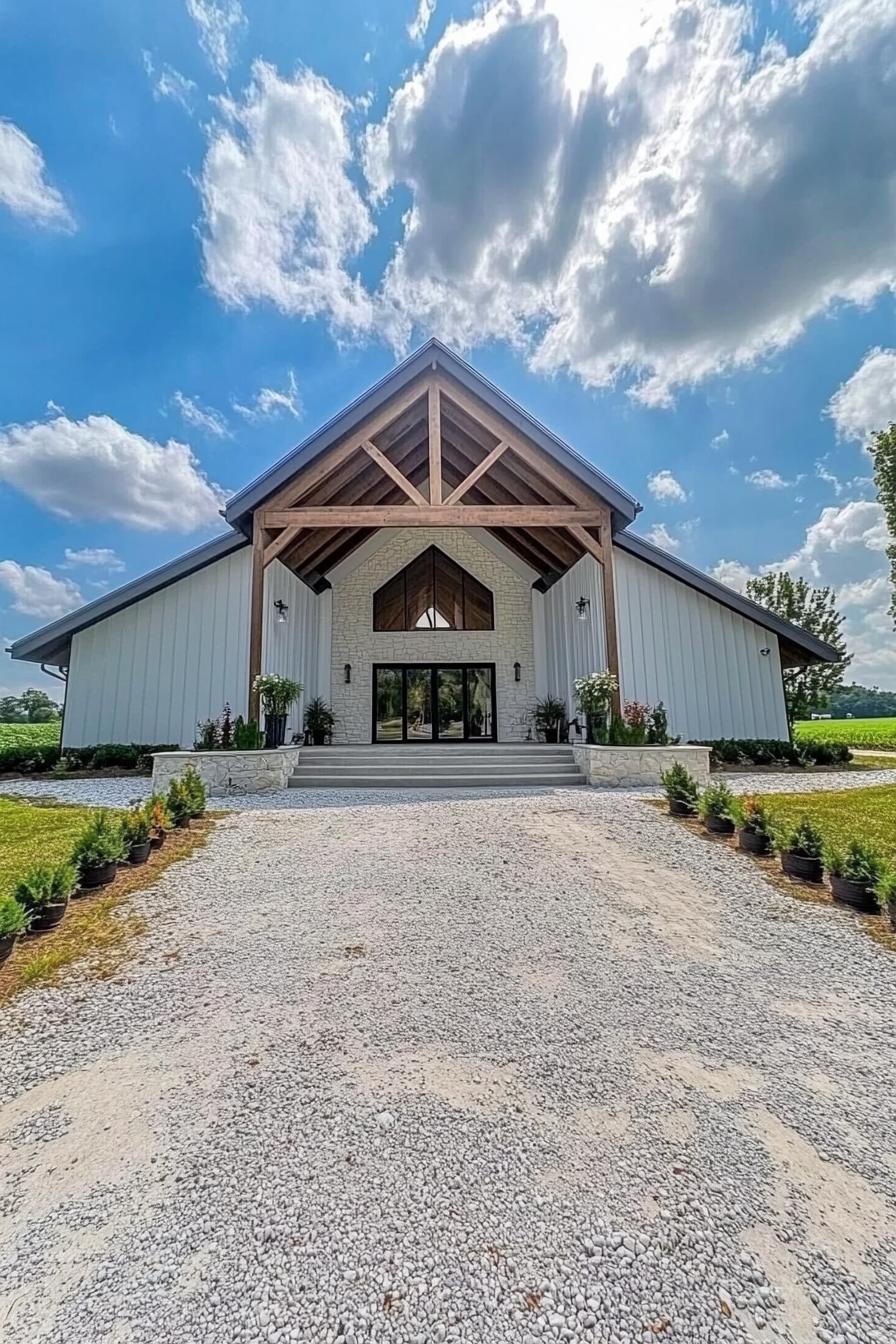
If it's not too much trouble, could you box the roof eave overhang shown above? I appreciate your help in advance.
[224,339,641,533]
[614,531,841,665]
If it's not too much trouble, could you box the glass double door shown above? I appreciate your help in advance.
[373,664,496,743]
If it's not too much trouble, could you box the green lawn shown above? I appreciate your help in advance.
[0,721,61,748]
[0,796,98,897]
[795,717,896,750]
[759,783,896,866]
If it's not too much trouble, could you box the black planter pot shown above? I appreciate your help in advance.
[830,874,880,914]
[0,932,18,967]
[705,813,735,835]
[668,798,695,817]
[79,859,118,890]
[30,900,68,932]
[780,850,823,883]
[149,831,165,851]
[128,840,151,866]
[264,713,288,748]
[889,899,896,932]
[175,816,190,830]
[738,828,771,855]
[311,730,327,746]
[541,725,561,744]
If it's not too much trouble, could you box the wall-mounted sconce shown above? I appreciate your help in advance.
[575,596,590,622]
[344,663,352,684]
[759,647,771,658]
[274,599,288,624]
[514,661,521,682]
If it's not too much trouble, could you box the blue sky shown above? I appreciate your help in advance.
[1,0,894,697]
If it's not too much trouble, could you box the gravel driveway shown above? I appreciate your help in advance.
[2,788,895,1344]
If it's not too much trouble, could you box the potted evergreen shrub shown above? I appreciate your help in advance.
[874,868,896,930]
[825,840,883,914]
[121,805,152,865]
[777,818,824,882]
[73,811,125,888]
[14,862,77,930]
[698,780,736,835]
[573,670,618,744]
[660,762,699,816]
[733,795,773,855]
[166,778,192,829]
[0,894,27,966]
[146,794,170,849]
[233,716,264,749]
[181,764,208,818]
[303,696,336,746]
[534,695,566,744]
[253,674,303,748]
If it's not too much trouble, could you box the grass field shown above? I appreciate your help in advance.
[0,796,96,896]
[759,783,896,866]
[795,717,896,750]
[0,721,61,748]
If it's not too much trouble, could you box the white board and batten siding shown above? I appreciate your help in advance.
[533,555,609,725]
[63,551,327,748]
[613,548,789,742]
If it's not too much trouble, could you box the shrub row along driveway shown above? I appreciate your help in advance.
[1,789,894,1343]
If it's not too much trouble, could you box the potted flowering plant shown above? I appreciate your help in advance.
[573,670,618,745]
[698,780,736,835]
[824,840,883,914]
[73,810,125,888]
[0,894,27,966]
[253,674,304,748]
[13,862,77,930]
[732,796,773,855]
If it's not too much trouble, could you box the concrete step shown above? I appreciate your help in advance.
[298,745,575,759]
[291,762,584,778]
[289,771,586,789]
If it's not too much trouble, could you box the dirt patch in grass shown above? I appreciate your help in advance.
[0,819,214,1002]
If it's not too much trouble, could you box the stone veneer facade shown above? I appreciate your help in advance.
[329,528,536,744]
[571,744,711,788]
[152,747,301,796]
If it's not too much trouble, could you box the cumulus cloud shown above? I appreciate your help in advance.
[62,547,125,571]
[710,559,755,593]
[777,499,889,583]
[173,390,230,438]
[186,0,245,79]
[745,469,793,489]
[827,348,896,444]
[363,0,896,402]
[408,0,437,42]
[0,562,82,619]
[0,120,73,228]
[647,469,686,504]
[233,369,302,421]
[644,522,680,552]
[198,61,375,333]
[0,413,227,532]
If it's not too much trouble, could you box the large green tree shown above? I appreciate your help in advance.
[17,688,61,722]
[746,572,851,724]
[869,422,896,626]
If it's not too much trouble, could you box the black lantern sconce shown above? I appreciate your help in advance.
[344,663,352,684]
[575,596,590,622]
[514,661,521,682]
[274,599,289,624]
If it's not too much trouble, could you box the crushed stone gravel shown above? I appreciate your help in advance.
[1,787,895,1344]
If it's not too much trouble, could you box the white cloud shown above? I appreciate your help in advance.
[143,51,197,111]
[233,369,302,422]
[0,413,227,532]
[0,562,82,619]
[199,61,375,333]
[363,0,896,402]
[745,468,793,489]
[408,0,436,43]
[827,348,896,444]
[644,522,680,552]
[815,460,844,496]
[711,430,730,450]
[62,547,125,571]
[710,558,755,593]
[173,390,230,438]
[777,499,889,583]
[186,0,245,79]
[0,120,73,229]
[647,469,686,504]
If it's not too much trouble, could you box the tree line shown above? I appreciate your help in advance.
[0,689,62,722]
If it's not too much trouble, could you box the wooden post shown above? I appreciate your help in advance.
[248,515,266,722]
[601,535,622,716]
[428,382,442,505]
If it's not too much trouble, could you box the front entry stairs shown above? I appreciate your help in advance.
[288,743,585,789]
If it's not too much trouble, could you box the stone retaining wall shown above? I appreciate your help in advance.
[151,748,300,796]
[571,744,711,788]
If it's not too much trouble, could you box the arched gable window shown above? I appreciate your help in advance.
[373,546,495,631]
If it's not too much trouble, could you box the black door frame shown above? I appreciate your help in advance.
[372,663,498,744]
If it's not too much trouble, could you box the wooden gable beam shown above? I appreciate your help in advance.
[428,383,442,505]
[261,505,606,529]
[361,439,428,506]
[263,525,303,568]
[443,440,510,506]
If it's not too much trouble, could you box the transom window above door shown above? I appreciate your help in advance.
[373,546,495,631]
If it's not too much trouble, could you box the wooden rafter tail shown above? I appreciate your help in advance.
[361,439,428,506]
[428,381,442,505]
[443,441,510,506]
[260,505,606,529]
